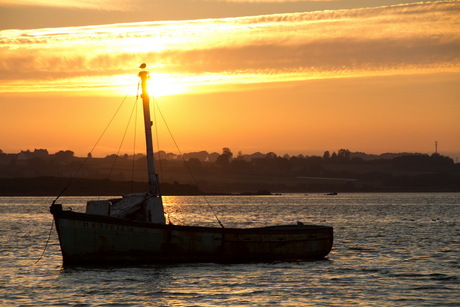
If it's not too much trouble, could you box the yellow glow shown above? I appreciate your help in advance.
[1,1,458,95]
[148,73,190,97]
[1,0,132,10]
[108,73,190,97]
[1,1,459,158]
[0,63,457,96]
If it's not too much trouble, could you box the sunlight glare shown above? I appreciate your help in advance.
[147,73,189,97]
[110,73,189,97]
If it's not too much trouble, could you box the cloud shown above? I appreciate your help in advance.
[203,0,334,2]
[0,0,459,94]
[0,0,135,11]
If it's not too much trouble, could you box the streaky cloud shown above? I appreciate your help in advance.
[0,0,458,93]
[204,0,334,2]
[0,0,135,11]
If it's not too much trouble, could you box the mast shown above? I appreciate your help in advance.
[138,65,160,196]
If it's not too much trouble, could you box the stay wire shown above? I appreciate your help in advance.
[152,95,165,187]
[131,94,139,192]
[51,94,130,205]
[106,96,138,182]
[151,96,225,228]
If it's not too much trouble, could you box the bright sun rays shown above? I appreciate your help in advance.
[1,1,458,96]
[147,73,190,97]
[109,73,190,97]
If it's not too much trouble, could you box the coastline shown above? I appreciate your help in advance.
[1,176,458,196]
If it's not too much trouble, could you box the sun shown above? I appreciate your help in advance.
[110,72,189,98]
[147,72,189,97]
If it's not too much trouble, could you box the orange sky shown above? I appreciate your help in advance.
[1,0,459,158]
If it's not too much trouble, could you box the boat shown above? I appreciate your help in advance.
[50,65,333,265]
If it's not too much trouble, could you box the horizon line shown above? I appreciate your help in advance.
[3,148,454,159]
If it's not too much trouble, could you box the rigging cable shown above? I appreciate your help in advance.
[131,93,139,193]
[105,95,138,183]
[152,92,165,190]
[51,94,130,205]
[151,96,225,228]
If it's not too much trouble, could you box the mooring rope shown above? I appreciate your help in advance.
[34,220,54,264]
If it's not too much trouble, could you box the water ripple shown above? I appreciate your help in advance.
[1,193,459,306]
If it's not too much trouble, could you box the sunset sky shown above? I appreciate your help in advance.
[1,0,459,159]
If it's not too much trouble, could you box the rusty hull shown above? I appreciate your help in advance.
[50,204,333,265]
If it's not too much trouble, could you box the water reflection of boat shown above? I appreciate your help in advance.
[50,65,333,265]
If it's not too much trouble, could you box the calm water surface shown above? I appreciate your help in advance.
[1,193,459,306]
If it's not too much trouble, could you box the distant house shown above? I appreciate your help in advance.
[17,149,49,160]
[18,150,33,160]
[33,149,49,159]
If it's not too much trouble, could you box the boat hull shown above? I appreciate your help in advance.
[50,204,333,265]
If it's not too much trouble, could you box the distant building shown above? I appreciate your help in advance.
[18,150,32,160]
[33,149,49,159]
[17,149,49,160]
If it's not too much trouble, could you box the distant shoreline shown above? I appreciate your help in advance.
[0,177,458,197]
[1,150,459,195]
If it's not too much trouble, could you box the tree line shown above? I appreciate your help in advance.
[0,147,458,194]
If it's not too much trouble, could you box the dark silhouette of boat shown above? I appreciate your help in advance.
[50,65,333,265]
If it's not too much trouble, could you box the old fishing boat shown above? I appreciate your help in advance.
[50,65,333,265]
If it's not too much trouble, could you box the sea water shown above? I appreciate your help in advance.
[0,193,459,306]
